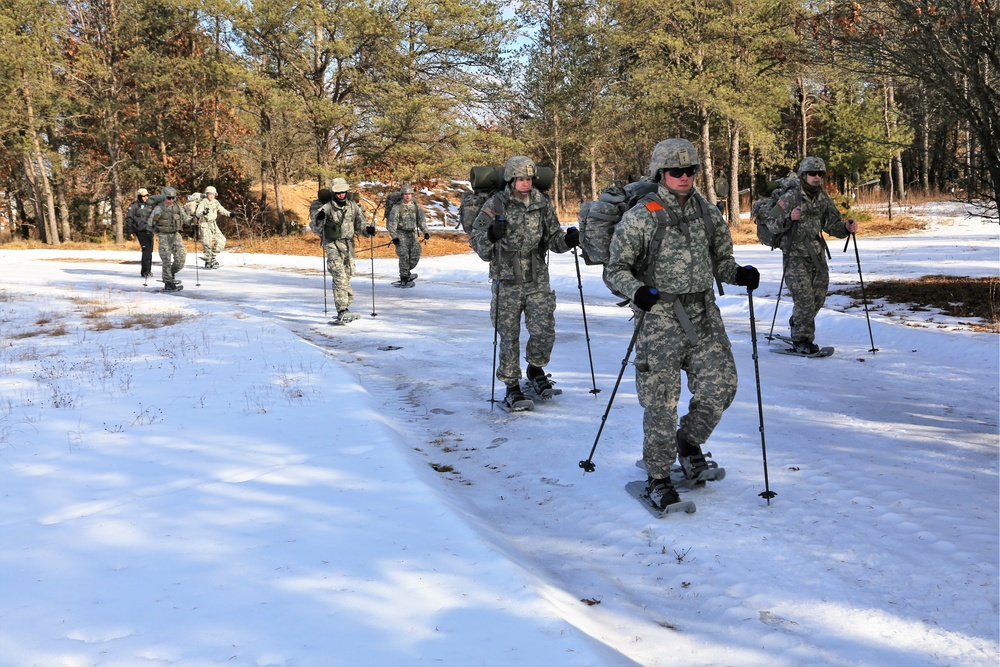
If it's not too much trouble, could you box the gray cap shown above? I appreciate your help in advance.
[137,188,149,196]
[400,184,414,195]
[161,186,177,198]
[648,139,700,179]
[798,156,827,175]
[204,185,218,195]
[503,156,537,181]
[330,177,350,193]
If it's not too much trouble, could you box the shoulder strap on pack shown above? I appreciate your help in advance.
[692,193,724,295]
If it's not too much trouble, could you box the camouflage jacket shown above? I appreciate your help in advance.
[149,202,191,234]
[606,185,739,301]
[469,185,572,285]
[387,201,428,237]
[769,185,848,259]
[194,198,231,224]
[317,198,368,244]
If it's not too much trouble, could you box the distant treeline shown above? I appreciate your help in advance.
[0,0,995,244]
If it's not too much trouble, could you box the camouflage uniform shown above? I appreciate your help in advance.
[148,187,191,286]
[766,157,850,345]
[606,140,745,481]
[194,187,231,266]
[386,186,429,282]
[469,157,574,389]
[313,178,370,314]
[125,188,155,277]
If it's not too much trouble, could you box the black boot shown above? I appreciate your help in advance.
[646,477,681,511]
[526,364,554,397]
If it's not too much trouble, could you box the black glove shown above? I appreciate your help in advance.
[423,232,430,241]
[564,226,580,248]
[391,237,400,245]
[365,225,376,237]
[735,265,760,291]
[315,209,326,222]
[487,217,507,243]
[633,286,660,311]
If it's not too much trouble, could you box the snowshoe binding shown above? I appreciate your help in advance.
[770,335,834,358]
[501,384,534,412]
[159,280,183,292]
[525,365,561,399]
[677,434,726,485]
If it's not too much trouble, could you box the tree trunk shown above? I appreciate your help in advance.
[748,142,757,203]
[699,108,716,205]
[728,124,740,226]
[797,77,808,157]
[270,158,287,234]
[22,152,47,243]
[589,146,597,201]
[883,83,894,221]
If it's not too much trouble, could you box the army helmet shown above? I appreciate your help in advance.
[399,184,414,195]
[330,177,350,193]
[204,185,218,195]
[798,156,827,176]
[137,187,149,197]
[161,186,177,198]
[504,155,537,182]
[648,138,700,180]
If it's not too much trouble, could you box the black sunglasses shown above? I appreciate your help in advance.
[165,196,175,200]
[666,166,699,178]
[805,171,825,178]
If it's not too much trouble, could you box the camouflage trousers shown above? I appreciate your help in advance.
[199,222,226,262]
[394,234,422,279]
[157,232,187,283]
[632,300,737,480]
[324,240,356,312]
[490,280,557,387]
[783,253,829,344]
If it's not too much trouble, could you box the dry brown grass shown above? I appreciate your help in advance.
[834,275,999,333]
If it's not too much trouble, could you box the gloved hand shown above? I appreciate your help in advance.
[735,265,760,291]
[845,218,858,233]
[633,286,660,311]
[564,227,580,248]
[423,232,430,241]
[487,217,507,243]
[315,209,326,222]
[364,225,376,237]
[391,237,400,245]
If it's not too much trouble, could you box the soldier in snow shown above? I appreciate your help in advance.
[764,157,857,355]
[148,186,191,292]
[386,184,430,285]
[468,155,580,411]
[194,185,232,269]
[125,187,155,278]
[605,138,759,512]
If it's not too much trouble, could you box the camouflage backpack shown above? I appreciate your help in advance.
[751,177,799,249]
[458,165,554,234]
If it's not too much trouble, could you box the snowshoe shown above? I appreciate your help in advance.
[391,279,415,288]
[501,384,534,412]
[330,310,360,326]
[626,479,696,516]
[162,281,183,293]
[677,434,726,485]
[770,335,834,358]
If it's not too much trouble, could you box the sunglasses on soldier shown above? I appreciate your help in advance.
[666,166,698,178]
[805,171,825,178]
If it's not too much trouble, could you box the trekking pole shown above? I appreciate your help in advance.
[580,310,646,473]
[320,229,328,316]
[844,231,878,353]
[489,245,501,410]
[369,233,377,318]
[193,220,201,287]
[767,264,786,342]
[747,283,776,505]
[572,248,600,395]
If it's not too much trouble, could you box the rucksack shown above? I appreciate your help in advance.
[751,176,799,249]
[458,165,555,234]
[578,182,723,296]
[383,191,403,222]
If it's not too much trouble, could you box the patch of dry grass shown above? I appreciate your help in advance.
[834,275,999,332]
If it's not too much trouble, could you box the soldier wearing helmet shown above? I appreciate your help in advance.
[148,186,191,291]
[468,155,581,411]
[125,187,155,279]
[192,185,231,270]
[311,177,375,324]
[386,183,429,286]
[765,156,858,355]
[605,138,761,512]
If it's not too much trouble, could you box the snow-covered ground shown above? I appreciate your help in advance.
[1,203,997,666]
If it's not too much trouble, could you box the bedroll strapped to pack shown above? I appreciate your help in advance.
[383,191,404,222]
[458,165,555,233]
[751,176,799,249]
